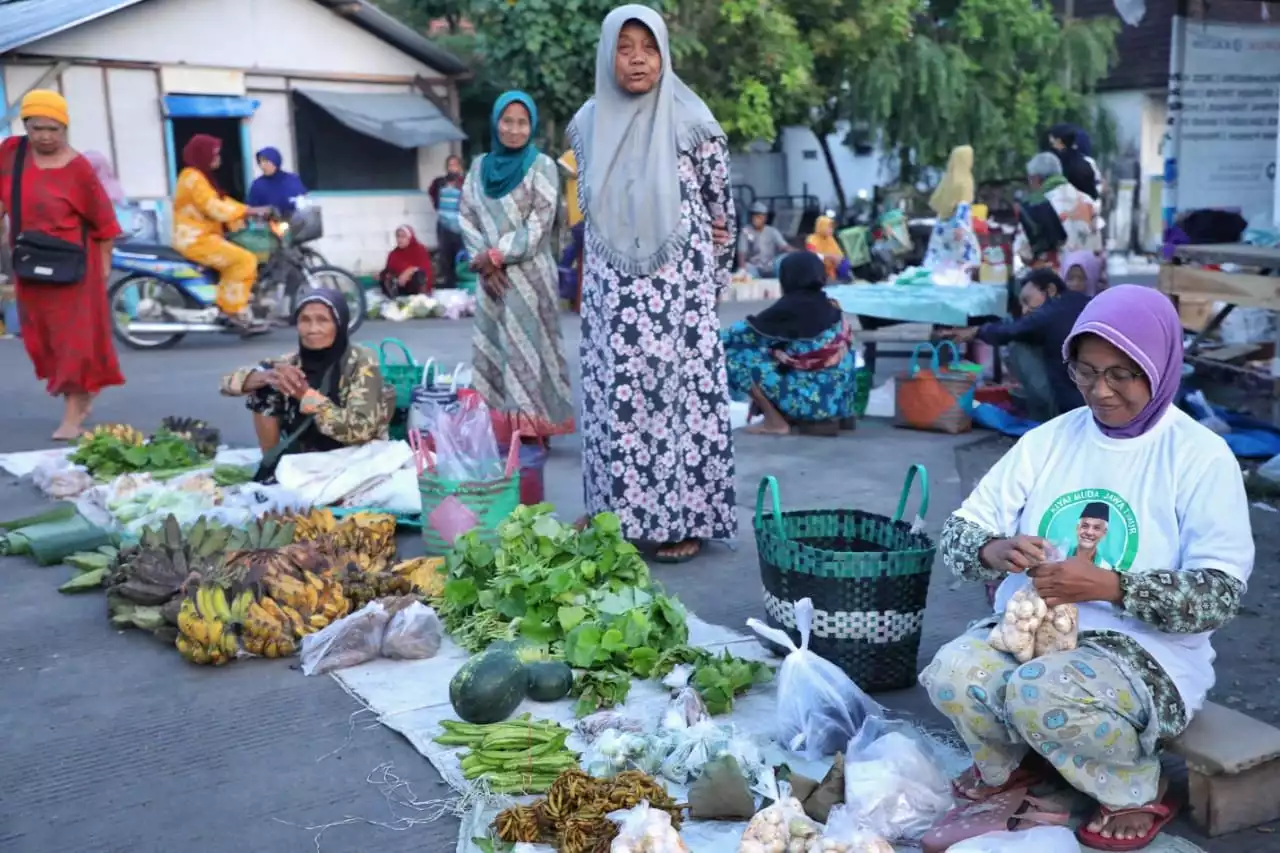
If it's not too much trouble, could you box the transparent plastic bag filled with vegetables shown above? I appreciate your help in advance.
[747,599,882,760]
[380,600,443,660]
[841,730,953,842]
[609,801,690,853]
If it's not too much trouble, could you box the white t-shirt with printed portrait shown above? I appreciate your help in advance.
[956,405,1254,716]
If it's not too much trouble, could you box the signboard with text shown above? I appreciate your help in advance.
[1165,19,1280,228]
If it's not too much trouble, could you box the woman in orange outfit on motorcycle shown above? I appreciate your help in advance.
[172,134,269,334]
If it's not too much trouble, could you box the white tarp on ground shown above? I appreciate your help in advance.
[334,615,970,853]
[334,616,1208,853]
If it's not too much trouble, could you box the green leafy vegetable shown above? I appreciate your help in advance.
[211,464,254,486]
[570,668,631,717]
[651,644,775,715]
[70,430,208,479]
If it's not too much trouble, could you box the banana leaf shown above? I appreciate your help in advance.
[2,514,110,566]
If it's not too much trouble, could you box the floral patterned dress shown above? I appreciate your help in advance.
[579,137,738,544]
[721,321,859,422]
[922,201,981,273]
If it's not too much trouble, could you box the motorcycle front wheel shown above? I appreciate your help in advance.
[108,273,193,350]
[291,265,368,336]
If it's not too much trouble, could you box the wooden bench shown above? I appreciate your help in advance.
[1168,701,1280,835]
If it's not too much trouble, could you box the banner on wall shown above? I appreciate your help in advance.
[1165,18,1280,227]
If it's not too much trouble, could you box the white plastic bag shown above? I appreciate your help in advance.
[609,801,690,852]
[380,600,443,659]
[1259,453,1280,490]
[841,731,953,842]
[809,804,895,853]
[1183,390,1231,435]
[299,601,391,675]
[948,825,1081,852]
[739,787,822,853]
[747,599,883,760]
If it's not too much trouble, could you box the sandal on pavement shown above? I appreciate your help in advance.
[951,760,1050,801]
[1075,793,1178,851]
[654,539,702,564]
[922,788,1069,853]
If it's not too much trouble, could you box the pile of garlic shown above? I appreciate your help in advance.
[738,798,821,853]
[804,837,894,853]
[987,587,1078,662]
[609,803,689,853]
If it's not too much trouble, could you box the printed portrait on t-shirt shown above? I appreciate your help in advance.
[1036,489,1138,572]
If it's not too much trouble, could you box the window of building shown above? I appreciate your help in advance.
[291,92,418,191]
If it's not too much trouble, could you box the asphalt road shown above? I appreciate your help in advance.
[0,303,1273,853]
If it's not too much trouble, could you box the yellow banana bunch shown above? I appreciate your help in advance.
[392,556,447,597]
[84,423,146,447]
[175,592,237,666]
[264,574,312,612]
[229,589,255,625]
[240,597,297,658]
[291,509,339,541]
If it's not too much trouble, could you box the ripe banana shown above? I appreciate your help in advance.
[229,589,254,624]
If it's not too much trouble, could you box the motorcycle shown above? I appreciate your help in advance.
[108,206,366,350]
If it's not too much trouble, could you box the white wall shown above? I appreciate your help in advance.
[4,62,58,136]
[22,0,441,79]
[314,194,436,275]
[779,123,894,210]
[104,68,168,198]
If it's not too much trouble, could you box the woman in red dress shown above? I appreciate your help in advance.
[0,90,124,440]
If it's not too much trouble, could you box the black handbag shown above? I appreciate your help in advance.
[8,137,87,285]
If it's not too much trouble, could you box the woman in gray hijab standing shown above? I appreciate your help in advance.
[569,4,737,563]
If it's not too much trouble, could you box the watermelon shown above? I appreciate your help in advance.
[449,649,526,724]
[525,660,574,702]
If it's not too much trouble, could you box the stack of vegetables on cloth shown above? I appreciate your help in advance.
[920,286,1255,851]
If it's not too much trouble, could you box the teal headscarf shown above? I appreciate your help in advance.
[481,90,539,199]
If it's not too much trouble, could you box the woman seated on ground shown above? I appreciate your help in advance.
[220,288,392,456]
[1061,249,1106,296]
[943,268,1088,422]
[804,215,851,282]
[722,252,857,436]
[379,225,435,299]
[921,285,1253,851]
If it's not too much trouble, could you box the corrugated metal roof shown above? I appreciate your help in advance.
[0,0,469,77]
[0,0,147,56]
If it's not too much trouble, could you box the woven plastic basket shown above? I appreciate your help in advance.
[419,434,522,556]
[754,465,936,691]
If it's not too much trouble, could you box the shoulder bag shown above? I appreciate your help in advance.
[8,137,88,285]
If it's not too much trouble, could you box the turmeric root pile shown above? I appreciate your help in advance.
[987,587,1078,663]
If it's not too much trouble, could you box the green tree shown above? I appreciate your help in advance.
[662,0,813,146]
[848,0,1119,185]
[776,0,921,210]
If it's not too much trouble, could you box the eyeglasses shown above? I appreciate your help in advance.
[1067,361,1144,389]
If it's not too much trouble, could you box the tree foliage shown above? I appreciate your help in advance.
[848,0,1119,183]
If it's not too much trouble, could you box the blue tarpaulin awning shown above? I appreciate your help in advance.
[163,95,261,119]
[296,89,466,149]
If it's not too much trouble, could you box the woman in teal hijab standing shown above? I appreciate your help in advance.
[460,90,575,440]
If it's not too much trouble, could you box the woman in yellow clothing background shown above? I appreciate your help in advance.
[172,134,269,332]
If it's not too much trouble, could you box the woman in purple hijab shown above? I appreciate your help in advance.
[920,285,1255,850]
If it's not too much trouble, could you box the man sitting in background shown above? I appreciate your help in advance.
[737,201,796,277]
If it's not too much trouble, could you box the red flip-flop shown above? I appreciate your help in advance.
[1075,792,1178,851]
[952,761,1050,801]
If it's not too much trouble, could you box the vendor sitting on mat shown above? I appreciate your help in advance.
[722,252,857,436]
[220,288,392,455]
[941,268,1088,422]
[921,285,1253,851]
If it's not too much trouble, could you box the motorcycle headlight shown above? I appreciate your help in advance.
[270,221,289,238]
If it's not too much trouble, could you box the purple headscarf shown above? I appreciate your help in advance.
[1059,251,1104,296]
[1062,284,1184,438]
[82,150,125,204]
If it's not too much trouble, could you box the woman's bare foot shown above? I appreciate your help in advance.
[51,424,84,441]
[655,539,702,563]
[744,422,791,436]
[53,392,92,440]
[1083,777,1172,844]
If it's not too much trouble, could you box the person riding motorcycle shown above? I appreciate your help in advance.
[172,134,269,334]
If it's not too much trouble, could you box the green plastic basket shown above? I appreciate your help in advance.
[754,465,936,691]
[227,226,275,263]
[837,226,871,269]
[418,436,521,556]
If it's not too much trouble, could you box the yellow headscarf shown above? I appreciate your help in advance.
[20,89,69,127]
[806,215,842,257]
[928,145,975,219]
[558,149,583,227]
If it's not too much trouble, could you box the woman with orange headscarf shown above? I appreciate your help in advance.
[0,90,126,440]
[172,134,270,333]
[804,215,850,281]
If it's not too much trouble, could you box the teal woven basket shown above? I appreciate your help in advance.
[853,367,872,418]
[418,437,522,556]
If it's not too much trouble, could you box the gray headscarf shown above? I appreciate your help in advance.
[568,4,724,277]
